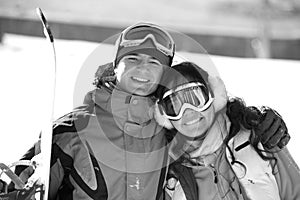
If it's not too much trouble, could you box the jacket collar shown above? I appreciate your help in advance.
[84,88,163,138]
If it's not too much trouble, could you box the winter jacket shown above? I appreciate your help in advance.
[16,87,169,200]
[164,114,300,200]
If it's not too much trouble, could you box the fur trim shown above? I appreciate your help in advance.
[208,75,228,112]
[154,101,174,130]
[153,75,228,130]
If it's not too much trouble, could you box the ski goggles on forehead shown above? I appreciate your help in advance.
[159,82,214,121]
[119,23,175,57]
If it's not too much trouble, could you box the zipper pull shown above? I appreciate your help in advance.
[210,164,218,183]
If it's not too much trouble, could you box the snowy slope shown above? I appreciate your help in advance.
[0,34,299,172]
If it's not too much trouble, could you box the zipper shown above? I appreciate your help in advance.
[210,163,226,200]
[210,164,218,184]
[211,153,234,200]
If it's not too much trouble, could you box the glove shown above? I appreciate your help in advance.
[0,181,38,200]
[254,106,290,150]
[9,155,43,190]
[0,179,7,193]
[23,154,43,189]
[93,62,116,88]
[16,166,34,189]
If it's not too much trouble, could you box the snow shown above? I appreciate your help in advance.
[0,34,299,176]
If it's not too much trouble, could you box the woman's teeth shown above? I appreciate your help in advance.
[185,118,201,125]
[132,76,149,83]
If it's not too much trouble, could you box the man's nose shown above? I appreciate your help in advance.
[136,60,151,69]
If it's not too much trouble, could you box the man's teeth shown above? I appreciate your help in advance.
[132,77,149,83]
[185,118,200,125]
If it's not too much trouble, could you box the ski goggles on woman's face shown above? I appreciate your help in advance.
[159,82,214,121]
[119,23,175,57]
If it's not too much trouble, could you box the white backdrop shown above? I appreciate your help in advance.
[0,34,299,172]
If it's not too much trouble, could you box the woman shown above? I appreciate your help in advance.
[154,62,300,200]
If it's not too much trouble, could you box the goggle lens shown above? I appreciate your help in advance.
[123,27,173,50]
[120,24,175,57]
[160,84,213,119]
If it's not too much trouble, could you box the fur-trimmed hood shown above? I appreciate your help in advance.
[154,73,228,129]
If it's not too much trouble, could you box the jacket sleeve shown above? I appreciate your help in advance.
[274,147,300,199]
[48,151,64,200]
[8,138,65,200]
[7,139,41,192]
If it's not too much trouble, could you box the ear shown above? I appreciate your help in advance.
[208,76,228,112]
[153,101,174,130]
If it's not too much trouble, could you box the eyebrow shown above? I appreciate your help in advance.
[126,53,138,57]
[126,53,158,61]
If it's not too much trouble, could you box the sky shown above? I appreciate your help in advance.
[0,34,299,182]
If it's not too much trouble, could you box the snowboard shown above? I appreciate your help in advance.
[0,8,56,200]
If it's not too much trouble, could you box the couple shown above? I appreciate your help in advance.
[13,22,297,199]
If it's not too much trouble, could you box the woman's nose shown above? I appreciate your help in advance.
[183,108,201,118]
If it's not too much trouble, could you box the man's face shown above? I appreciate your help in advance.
[115,53,164,96]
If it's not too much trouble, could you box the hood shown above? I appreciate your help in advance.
[154,74,228,130]
[83,87,155,127]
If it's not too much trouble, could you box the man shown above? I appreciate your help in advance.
[9,22,289,200]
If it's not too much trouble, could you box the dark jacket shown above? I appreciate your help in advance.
[16,87,169,200]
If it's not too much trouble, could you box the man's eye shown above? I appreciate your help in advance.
[127,57,139,62]
[150,60,162,66]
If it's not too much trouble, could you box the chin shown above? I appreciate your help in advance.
[181,126,207,140]
[134,86,156,96]
[178,133,199,141]
[187,132,206,140]
[133,88,152,96]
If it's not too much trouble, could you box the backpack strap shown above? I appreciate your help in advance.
[165,159,198,200]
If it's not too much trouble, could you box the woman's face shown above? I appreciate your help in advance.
[170,105,215,139]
